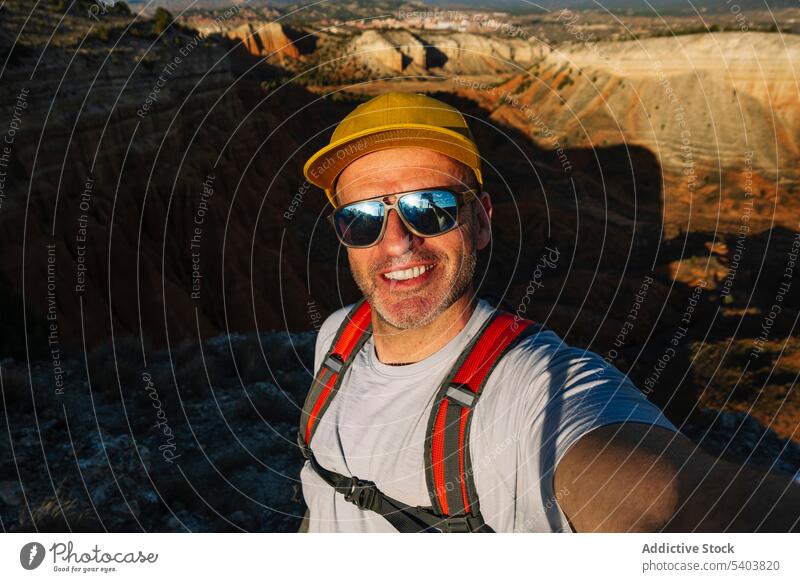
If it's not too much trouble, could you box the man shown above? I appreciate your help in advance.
[296,92,799,533]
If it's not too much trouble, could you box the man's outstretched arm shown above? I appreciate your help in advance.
[554,422,800,532]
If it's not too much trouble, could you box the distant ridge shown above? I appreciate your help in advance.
[142,0,799,16]
[419,0,798,12]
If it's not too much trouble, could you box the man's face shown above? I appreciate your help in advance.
[334,147,492,329]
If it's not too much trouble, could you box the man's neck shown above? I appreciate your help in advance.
[372,292,478,364]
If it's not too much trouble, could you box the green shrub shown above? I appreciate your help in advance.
[514,78,532,94]
[151,7,174,36]
[112,1,131,15]
[94,25,110,43]
[557,75,574,91]
[140,52,159,70]
[17,494,97,532]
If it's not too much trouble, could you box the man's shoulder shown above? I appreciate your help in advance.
[501,321,566,363]
[486,318,663,426]
[494,320,615,381]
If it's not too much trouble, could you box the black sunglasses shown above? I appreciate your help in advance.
[328,187,479,249]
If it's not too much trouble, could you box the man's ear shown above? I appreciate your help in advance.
[474,190,493,251]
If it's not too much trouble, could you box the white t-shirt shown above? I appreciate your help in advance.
[300,299,678,532]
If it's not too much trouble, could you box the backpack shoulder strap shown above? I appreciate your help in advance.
[297,299,450,532]
[299,299,372,446]
[424,309,540,531]
[298,301,541,533]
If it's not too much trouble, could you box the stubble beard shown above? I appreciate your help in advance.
[350,241,477,330]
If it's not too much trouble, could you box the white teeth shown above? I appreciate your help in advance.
[384,264,431,281]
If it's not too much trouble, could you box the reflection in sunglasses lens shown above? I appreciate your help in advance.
[336,201,384,247]
[400,190,458,235]
[334,190,460,247]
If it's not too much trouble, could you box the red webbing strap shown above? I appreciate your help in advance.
[332,300,373,357]
[450,312,530,388]
[304,301,372,444]
[431,312,535,516]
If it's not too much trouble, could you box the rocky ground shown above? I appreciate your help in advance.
[0,330,317,532]
[1,329,798,533]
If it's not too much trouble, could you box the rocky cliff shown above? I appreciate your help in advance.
[470,32,800,234]
[343,29,547,76]
[189,18,315,62]
[0,2,353,358]
[194,16,548,78]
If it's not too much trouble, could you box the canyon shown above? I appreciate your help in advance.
[0,0,798,532]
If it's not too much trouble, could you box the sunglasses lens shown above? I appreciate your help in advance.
[333,201,385,247]
[399,190,459,236]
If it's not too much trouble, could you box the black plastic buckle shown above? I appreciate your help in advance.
[296,431,312,460]
[441,514,483,533]
[343,478,381,512]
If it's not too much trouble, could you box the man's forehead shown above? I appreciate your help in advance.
[333,147,473,205]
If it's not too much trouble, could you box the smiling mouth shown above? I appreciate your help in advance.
[383,264,434,281]
[377,261,438,290]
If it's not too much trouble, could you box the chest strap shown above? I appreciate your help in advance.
[297,432,488,532]
[298,299,539,532]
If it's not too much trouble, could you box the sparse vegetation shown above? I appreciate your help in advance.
[113,1,131,16]
[151,7,174,36]
[327,90,365,103]
[651,22,792,37]
[94,25,111,43]
[514,78,532,94]
[17,493,96,533]
[46,0,67,11]
[691,338,799,406]
[139,52,159,70]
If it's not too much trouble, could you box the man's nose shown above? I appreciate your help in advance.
[379,209,420,256]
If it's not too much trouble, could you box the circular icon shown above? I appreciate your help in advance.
[19,542,46,570]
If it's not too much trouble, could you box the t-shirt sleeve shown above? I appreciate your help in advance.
[513,331,679,532]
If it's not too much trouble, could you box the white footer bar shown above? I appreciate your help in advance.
[1,533,797,581]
